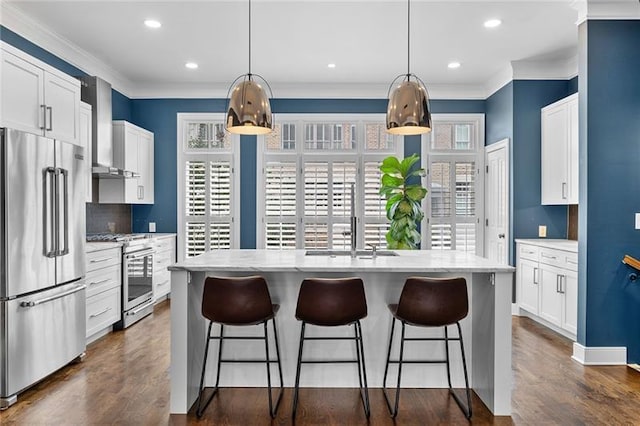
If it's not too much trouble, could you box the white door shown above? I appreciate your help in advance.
[44,72,80,144]
[539,264,562,327]
[518,258,539,314]
[562,270,578,334]
[484,139,509,264]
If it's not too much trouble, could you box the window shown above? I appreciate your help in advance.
[258,115,401,250]
[177,114,239,260]
[422,114,484,255]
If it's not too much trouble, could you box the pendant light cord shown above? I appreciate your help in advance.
[407,0,410,77]
[248,0,252,76]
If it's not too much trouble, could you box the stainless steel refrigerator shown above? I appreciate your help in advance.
[1,128,86,409]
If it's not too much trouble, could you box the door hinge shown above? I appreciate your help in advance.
[486,165,489,173]
[187,272,192,284]
[486,219,489,226]
[489,273,495,286]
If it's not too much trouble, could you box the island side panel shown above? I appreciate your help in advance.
[169,269,189,414]
[471,272,512,416]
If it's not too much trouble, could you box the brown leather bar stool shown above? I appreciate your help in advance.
[196,276,283,418]
[382,276,472,419]
[292,277,370,419]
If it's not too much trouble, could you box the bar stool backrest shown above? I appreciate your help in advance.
[202,275,275,325]
[295,277,367,326]
[396,277,468,327]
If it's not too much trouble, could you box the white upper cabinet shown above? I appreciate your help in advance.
[1,43,80,145]
[541,93,578,205]
[99,121,154,204]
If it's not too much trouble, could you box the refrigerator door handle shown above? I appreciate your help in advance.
[19,283,86,308]
[58,168,69,256]
[43,167,57,258]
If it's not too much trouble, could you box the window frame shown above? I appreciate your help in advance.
[176,113,241,261]
[256,113,402,250]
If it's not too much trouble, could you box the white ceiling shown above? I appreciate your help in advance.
[3,0,585,98]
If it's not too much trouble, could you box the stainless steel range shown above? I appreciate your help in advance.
[87,234,155,329]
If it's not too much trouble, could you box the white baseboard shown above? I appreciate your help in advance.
[572,343,627,365]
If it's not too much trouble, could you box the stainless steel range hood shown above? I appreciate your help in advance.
[80,76,133,178]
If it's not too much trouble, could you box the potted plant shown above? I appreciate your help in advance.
[379,153,428,249]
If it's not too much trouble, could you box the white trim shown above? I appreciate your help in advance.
[0,2,133,95]
[484,65,514,99]
[577,2,640,24]
[511,303,520,315]
[176,113,240,261]
[572,343,628,365]
[511,56,579,81]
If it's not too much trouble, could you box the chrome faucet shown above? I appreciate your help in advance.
[350,183,357,258]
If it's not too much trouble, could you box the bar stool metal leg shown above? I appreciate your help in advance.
[449,321,472,419]
[263,319,284,418]
[291,321,306,419]
[196,322,224,418]
[271,318,284,414]
[354,320,370,418]
[444,326,453,389]
[382,319,406,418]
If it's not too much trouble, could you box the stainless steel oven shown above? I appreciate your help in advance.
[115,241,155,329]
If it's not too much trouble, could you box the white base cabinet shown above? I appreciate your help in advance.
[85,245,122,343]
[1,42,80,145]
[516,240,578,339]
[151,235,176,301]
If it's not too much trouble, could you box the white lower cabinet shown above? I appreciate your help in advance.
[516,240,578,340]
[151,235,176,301]
[85,245,121,343]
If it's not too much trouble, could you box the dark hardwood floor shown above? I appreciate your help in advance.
[2,300,639,425]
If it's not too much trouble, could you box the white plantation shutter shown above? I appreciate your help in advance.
[427,157,478,253]
[258,114,401,250]
[179,115,237,260]
[264,161,297,248]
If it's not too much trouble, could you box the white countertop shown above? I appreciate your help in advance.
[515,239,578,252]
[85,241,123,252]
[169,249,515,273]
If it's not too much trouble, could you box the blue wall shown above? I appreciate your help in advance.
[129,98,485,247]
[579,20,640,362]
[486,82,514,146]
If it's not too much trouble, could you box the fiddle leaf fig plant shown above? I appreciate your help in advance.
[379,153,427,249]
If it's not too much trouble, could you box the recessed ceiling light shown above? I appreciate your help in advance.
[448,62,461,69]
[185,62,198,69]
[327,63,336,69]
[484,19,502,28]
[144,19,162,29]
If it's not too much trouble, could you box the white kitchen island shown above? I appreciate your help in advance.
[169,249,515,416]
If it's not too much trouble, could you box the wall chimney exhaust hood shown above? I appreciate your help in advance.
[79,76,135,178]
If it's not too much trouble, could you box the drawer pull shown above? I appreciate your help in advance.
[89,278,111,286]
[566,259,578,265]
[89,307,112,318]
[89,257,112,264]
[541,254,557,260]
[157,280,170,287]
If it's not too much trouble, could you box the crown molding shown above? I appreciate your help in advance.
[511,55,579,80]
[126,81,488,100]
[484,65,514,99]
[574,1,640,24]
[0,2,134,96]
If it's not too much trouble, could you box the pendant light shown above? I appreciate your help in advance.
[225,0,273,135]
[385,0,432,135]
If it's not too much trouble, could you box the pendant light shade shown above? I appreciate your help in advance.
[386,76,431,135]
[225,0,273,135]
[385,0,431,135]
[226,75,273,135]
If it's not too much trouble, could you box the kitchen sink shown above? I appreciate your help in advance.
[305,250,398,257]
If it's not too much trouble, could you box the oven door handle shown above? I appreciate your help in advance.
[126,299,155,316]
[125,249,155,260]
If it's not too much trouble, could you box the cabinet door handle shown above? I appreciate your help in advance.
[40,104,47,130]
[562,182,567,199]
[90,307,112,319]
[533,267,539,284]
[46,106,53,131]
[559,275,566,294]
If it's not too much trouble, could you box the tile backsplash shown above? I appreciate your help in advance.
[86,203,131,234]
